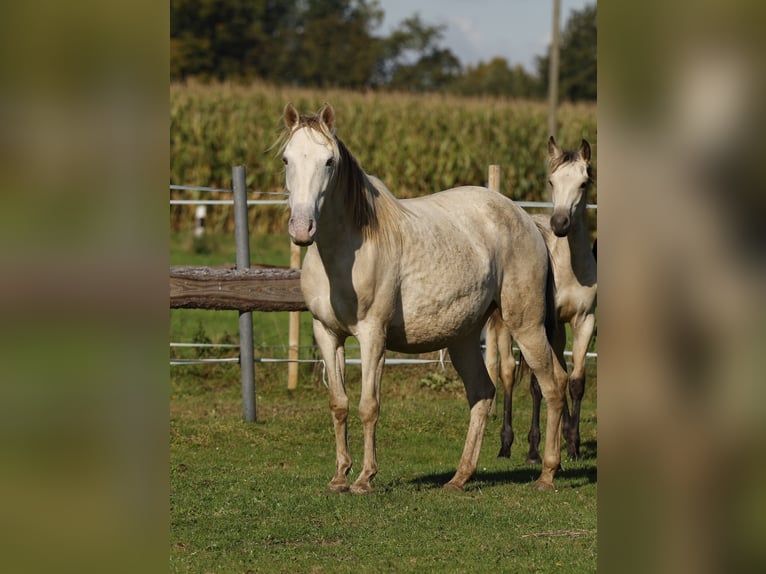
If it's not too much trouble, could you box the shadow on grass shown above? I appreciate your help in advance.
[405,448,597,491]
[578,439,598,459]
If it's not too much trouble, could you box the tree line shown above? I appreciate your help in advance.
[171,0,595,101]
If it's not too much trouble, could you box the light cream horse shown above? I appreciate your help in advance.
[486,136,597,461]
[278,103,568,494]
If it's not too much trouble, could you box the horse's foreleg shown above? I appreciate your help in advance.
[445,338,495,491]
[567,312,596,459]
[515,325,568,491]
[313,321,351,493]
[350,325,386,495]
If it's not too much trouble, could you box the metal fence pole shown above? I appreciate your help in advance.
[232,165,256,422]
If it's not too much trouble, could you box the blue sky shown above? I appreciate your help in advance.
[376,0,594,72]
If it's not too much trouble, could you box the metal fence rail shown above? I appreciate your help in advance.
[170,167,597,421]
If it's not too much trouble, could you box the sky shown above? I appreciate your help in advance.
[376,0,594,72]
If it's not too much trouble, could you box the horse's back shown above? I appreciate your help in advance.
[402,186,543,256]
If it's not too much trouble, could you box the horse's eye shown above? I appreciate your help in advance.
[282,157,288,165]
[325,157,334,167]
[548,179,553,187]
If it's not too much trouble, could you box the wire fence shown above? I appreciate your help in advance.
[170,181,598,372]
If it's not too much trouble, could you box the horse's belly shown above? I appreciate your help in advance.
[386,285,492,353]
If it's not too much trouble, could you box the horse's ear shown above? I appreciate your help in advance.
[284,103,299,130]
[579,139,591,162]
[548,136,563,163]
[319,102,335,134]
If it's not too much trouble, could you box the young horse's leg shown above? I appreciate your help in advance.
[526,373,543,464]
[313,320,351,493]
[514,324,568,491]
[494,318,517,458]
[485,315,499,418]
[444,335,496,491]
[350,322,387,495]
[566,312,596,459]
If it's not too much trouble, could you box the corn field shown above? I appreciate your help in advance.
[170,81,597,235]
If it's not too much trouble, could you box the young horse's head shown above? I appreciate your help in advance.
[279,102,338,246]
[547,136,593,237]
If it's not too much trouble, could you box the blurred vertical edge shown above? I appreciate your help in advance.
[0,2,169,573]
[599,1,766,573]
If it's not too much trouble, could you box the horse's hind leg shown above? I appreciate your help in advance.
[514,324,568,491]
[528,319,567,464]
[445,336,496,491]
[313,320,351,493]
[566,312,596,459]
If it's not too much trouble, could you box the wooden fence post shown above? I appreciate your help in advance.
[287,242,301,393]
[488,164,501,194]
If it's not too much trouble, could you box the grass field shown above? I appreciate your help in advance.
[170,358,596,573]
[170,232,597,573]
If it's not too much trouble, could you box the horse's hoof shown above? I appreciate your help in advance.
[350,482,373,495]
[531,479,555,492]
[443,481,464,492]
[327,481,350,494]
[525,455,542,465]
[497,447,511,459]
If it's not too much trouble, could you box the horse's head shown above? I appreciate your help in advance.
[281,102,338,246]
[547,136,592,237]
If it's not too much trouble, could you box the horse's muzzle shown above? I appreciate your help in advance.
[288,214,316,246]
[550,212,570,237]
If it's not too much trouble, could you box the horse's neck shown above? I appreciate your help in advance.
[314,171,368,261]
[564,210,596,282]
[317,185,360,248]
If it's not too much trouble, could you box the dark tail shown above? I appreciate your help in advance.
[542,241,559,348]
[513,238,557,389]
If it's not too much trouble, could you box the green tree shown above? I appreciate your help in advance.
[171,0,299,81]
[170,0,383,86]
[378,14,461,92]
[450,58,540,98]
[286,0,383,88]
[536,3,596,101]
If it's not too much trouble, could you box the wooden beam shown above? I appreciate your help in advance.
[170,266,306,312]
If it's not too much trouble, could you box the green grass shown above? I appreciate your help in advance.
[170,361,597,573]
[170,231,597,572]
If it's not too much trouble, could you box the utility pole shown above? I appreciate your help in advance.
[548,0,561,140]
